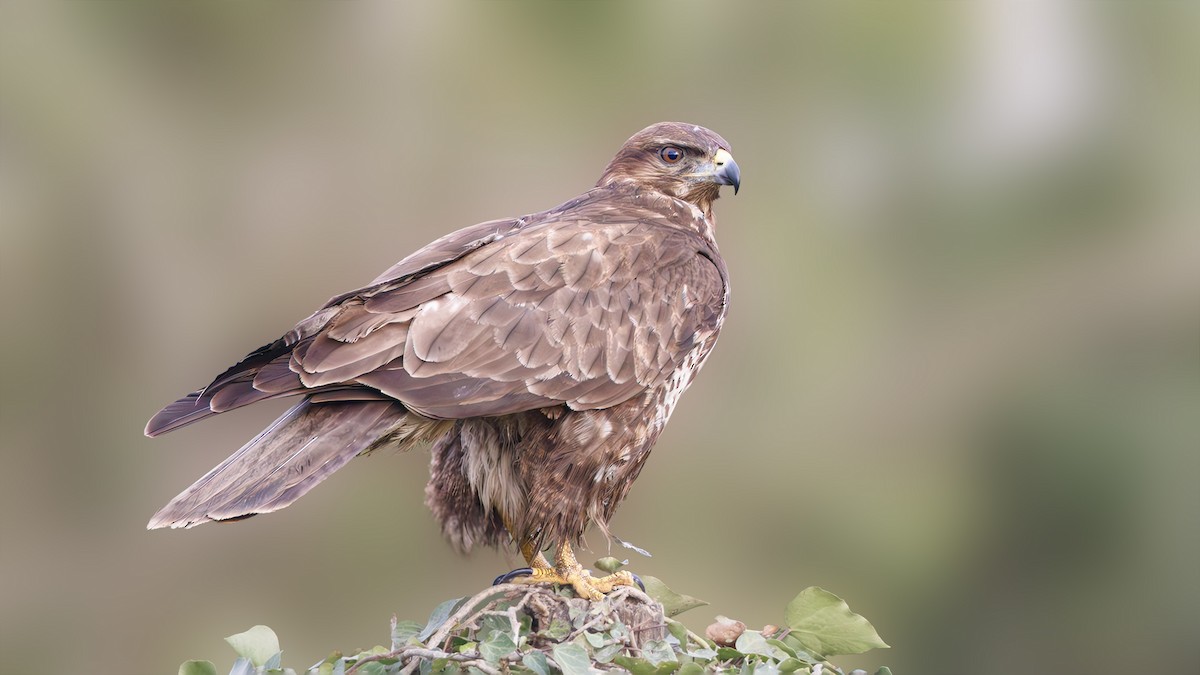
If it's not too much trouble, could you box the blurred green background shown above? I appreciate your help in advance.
[1,2,1197,673]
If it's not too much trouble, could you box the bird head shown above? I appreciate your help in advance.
[597,122,740,214]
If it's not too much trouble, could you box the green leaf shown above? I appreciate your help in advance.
[776,658,808,673]
[678,664,706,675]
[777,636,818,664]
[354,663,386,675]
[641,639,677,667]
[351,646,390,659]
[542,617,572,640]
[612,655,658,675]
[714,647,744,662]
[735,631,784,660]
[875,668,893,675]
[177,660,217,675]
[522,651,551,675]
[567,603,588,628]
[664,618,689,645]
[481,614,512,639]
[479,631,516,664]
[612,660,680,675]
[225,625,281,668]
[552,642,595,675]
[765,638,798,659]
[593,643,624,663]
[640,576,708,618]
[594,557,628,574]
[582,631,606,648]
[419,597,465,641]
[784,587,889,657]
[392,620,424,648]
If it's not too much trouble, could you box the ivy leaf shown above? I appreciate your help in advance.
[715,647,744,662]
[479,631,516,664]
[594,557,628,574]
[664,618,689,645]
[640,576,708,618]
[678,664,705,675]
[777,658,807,673]
[481,614,512,640]
[224,626,281,668]
[392,620,423,648]
[735,631,785,660]
[568,603,588,628]
[419,597,465,641]
[552,642,595,675]
[593,643,624,663]
[583,631,608,649]
[177,660,217,675]
[642,639,677,667]
[522,651,551,675]
[784,587,889,657]
[611,655,658,675]
[766,638,799,659]
[542,617,572,640]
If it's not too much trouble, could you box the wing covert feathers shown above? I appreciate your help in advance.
[146,186,725,434]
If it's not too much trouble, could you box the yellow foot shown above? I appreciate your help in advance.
[502,541,639,601]
[511,565,638,601]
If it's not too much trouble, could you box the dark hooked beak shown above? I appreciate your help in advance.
[712,148,741,195]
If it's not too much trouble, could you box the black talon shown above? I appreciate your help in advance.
[493,567,534,586]
[630,572,645,592]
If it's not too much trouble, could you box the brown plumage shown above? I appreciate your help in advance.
[146,122,740,579]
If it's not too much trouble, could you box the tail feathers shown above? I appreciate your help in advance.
[147,399,410,529]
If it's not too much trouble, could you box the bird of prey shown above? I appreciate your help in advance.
[145,121,740,599]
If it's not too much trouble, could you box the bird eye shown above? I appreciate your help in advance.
[659,146,684,163]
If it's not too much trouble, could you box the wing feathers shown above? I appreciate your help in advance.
[145,391,217,436]
[149,186,727,434]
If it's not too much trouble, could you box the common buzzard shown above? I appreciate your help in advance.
[146,122,740,599]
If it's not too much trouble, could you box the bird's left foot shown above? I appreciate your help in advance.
[493,541,642,601]
[502,564,639,601]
